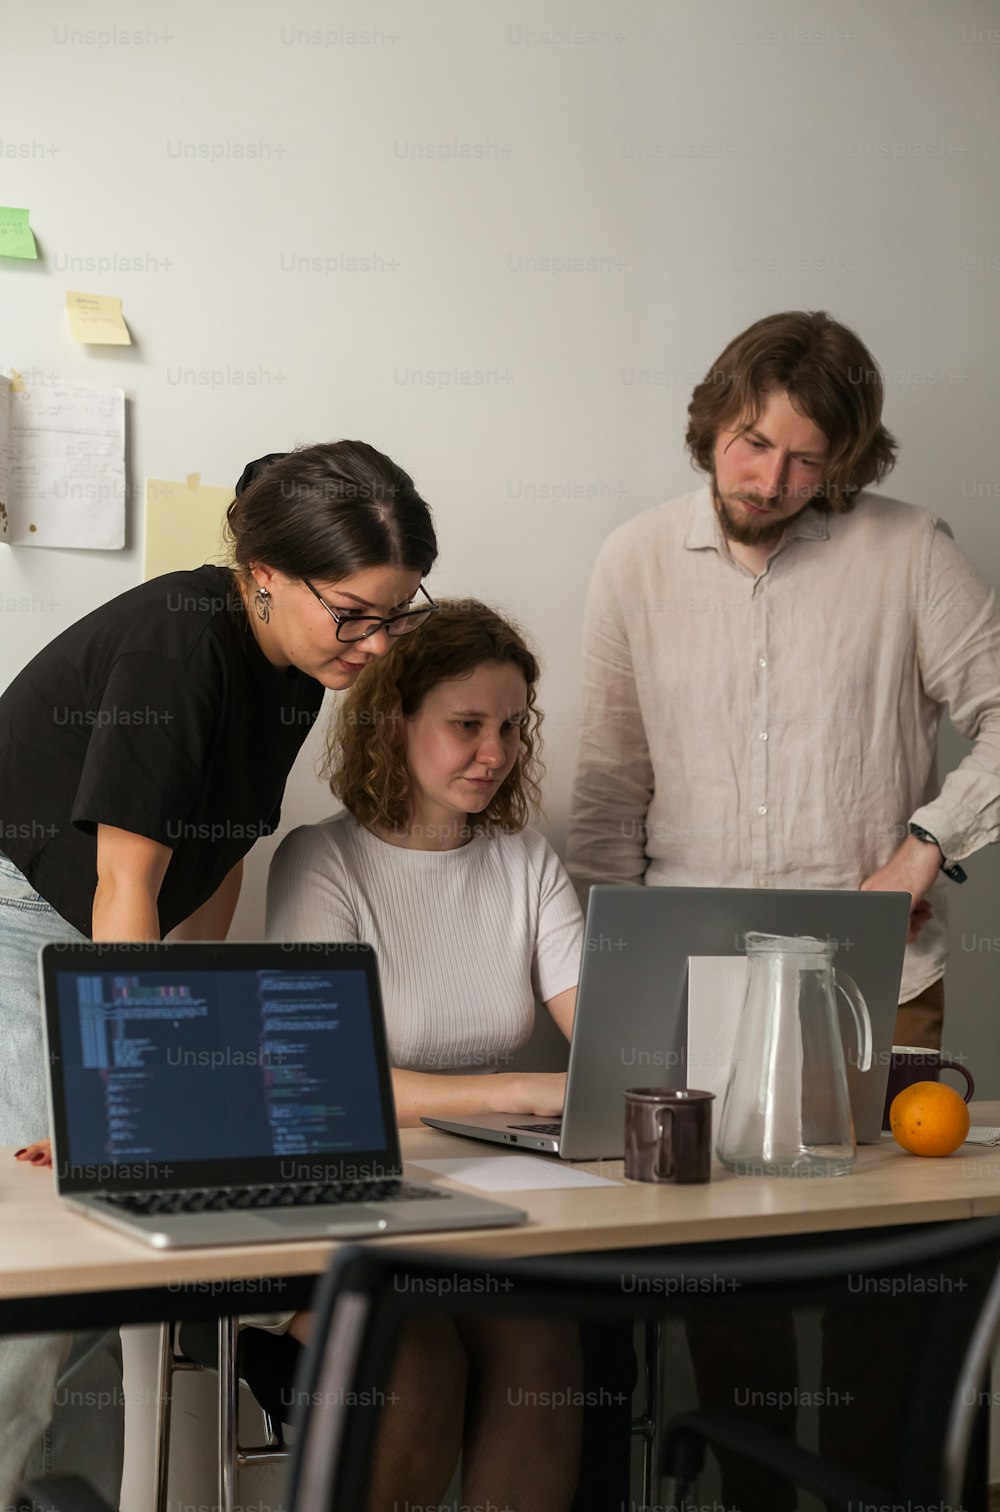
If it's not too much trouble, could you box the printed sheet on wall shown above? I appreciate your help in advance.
[0,372,125,549]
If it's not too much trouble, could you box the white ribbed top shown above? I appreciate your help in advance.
[265,812,583,1074]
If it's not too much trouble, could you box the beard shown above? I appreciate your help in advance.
[712,482,805,547]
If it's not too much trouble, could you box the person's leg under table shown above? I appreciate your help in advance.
[14,1329,125,1503]
[818,1284,988,1512]
[0,849,125,1507]
[685,1306,800,1512]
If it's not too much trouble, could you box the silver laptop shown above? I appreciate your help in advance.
[424,885,910,1160]
[40,941,526,1248]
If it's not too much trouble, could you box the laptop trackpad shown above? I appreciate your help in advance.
[257,1207,389,1233]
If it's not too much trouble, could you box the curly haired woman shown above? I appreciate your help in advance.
[263,599,585,1511]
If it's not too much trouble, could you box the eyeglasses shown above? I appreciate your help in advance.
[303,579,438,643]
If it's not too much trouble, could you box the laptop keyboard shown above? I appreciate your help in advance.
[98,1180,450,1217]
[509,1122,562,1135]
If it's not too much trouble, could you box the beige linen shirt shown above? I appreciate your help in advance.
[567,484,1000,1002]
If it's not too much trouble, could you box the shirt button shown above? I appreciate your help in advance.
[758,658,767,668]
[759,731,768,741]
[758,805,768,815]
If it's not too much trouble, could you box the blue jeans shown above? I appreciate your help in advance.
[0,849,124,1507]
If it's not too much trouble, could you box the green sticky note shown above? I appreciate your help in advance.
[0,207,38,259]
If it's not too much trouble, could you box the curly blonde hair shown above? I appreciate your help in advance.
[324,600,545,837]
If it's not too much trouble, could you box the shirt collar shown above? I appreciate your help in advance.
[684,483,830,553]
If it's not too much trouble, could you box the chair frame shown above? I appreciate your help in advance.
[152,1317,291,1512]
[286,1217,1000,1512]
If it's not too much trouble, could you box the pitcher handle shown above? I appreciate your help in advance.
[834,968,872,1073]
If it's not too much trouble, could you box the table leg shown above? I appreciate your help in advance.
[153,1323,174,1512]
[631,1319,662,1506]
[219,1317,238,1512]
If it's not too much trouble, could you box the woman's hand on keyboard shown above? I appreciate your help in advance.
[392,1067,567,1126]
[500,1072,567,1117]
[14,1139,52,1167]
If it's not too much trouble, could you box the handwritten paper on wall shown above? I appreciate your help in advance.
[0,207,37,259]
[66,291,131,345]
[144,475,233,580]
[0,374,125,549]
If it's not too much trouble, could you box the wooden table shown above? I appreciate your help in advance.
[3,1104,1000,1328]
[5,1111,998,1512]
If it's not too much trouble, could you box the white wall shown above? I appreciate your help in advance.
[3,0,1000,1091]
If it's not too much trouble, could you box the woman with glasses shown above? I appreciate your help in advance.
[261,601,584,1511]
[0,441,437,1508]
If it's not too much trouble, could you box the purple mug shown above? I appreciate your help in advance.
[882,1046,975,1131]
[624,1088,715,1184]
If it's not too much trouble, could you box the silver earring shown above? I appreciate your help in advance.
[253,586,271,623]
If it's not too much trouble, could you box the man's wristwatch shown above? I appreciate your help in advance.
[908,823,968,884]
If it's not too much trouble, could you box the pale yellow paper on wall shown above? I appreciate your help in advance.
[65,291,132,345]
[144,474,232,580]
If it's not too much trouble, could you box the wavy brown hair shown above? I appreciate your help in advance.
[686,311,898,510]
[324,600,545,837]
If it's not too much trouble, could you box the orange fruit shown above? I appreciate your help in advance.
[889,1080,970,1157]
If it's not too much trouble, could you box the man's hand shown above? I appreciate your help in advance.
[861,834,942,943]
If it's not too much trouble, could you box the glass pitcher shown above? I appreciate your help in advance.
[715,932,872,1177]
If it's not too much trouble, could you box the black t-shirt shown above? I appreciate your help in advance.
[0,564,326,937]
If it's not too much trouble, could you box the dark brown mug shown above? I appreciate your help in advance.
[624,1088,715,1184]
[881,1045,975,1130]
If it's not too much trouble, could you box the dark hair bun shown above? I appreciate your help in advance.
[225,440,438,583]
[234,452,290,497]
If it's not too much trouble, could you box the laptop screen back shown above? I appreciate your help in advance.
[40,943,400,1193]
[559,886,910,1158]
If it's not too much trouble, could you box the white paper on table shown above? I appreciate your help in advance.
[965,1127,1000,1146]
[409,1156,619,1193]
[686,955,750,1100]
[1,374,125,549]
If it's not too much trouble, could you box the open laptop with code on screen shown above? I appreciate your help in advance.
[40,941,525,1248]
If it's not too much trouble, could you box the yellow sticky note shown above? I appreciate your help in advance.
[144,476,233,581]
[0,207,37,259]
[66,290,132,345]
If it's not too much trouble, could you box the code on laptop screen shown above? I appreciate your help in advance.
[55,968,386,1165]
